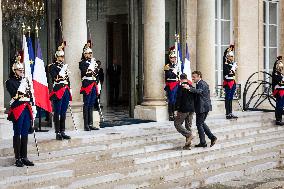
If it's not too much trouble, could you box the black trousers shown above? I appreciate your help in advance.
[109,84,119,105]
[196,112,215,144]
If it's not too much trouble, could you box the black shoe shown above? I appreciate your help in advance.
[21,158,34,166]
[89,126,100,130]
[195,143,207,148]
[226,114,233,119]
[276,121,284,126]
[169,116,175,121]
[231,114,238,119]
[61,132,71,140]
[15,159,24,167]
[84,126,91,131]
[56,133,63,140]
[210,137,217,147]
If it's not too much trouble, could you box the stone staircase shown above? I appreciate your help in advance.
[0,111,283,189]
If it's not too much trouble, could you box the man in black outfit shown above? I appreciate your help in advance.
[184,71,217,148]
[174,73,194,150]
[107,59,121,106]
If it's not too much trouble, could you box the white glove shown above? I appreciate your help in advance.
[18,78,28,93]
[231,62,238,72]
[172,68,178,75]
[32,106,37,119]
[88,58,97,72]
[59,64,68,77]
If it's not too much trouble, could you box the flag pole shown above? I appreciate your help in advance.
[22,24,40,157]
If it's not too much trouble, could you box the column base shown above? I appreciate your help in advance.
[93,111,100,129]
[65,101,83,130]
[134,105,168,121]
[0,111,13,140]
[65,102,101,130]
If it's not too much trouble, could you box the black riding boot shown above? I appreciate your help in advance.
[60,116,71,139]
[88,106,98,130]
[225,99,231,118]
[275,109,284,126]
[83,106,90,131]
[13,136,24,167]
[54,114,63,140]
[230,100,238,118]
[20,136,34,166]
[168,104,174,121]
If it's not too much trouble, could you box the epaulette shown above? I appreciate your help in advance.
[48,63,55,67]
[164,64,170,71]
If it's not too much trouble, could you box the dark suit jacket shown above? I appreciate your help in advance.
[175,82,195,113]
[190,79,212,114]
[107,64,121,85]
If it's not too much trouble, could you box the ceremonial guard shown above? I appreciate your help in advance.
[272,56,284,126]
[49,44,71,140]
[6,54,35,167]
[223,45,238,119]
[164,46,179,121]
[79,42,100,131]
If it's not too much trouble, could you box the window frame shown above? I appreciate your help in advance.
[215,0,233,86]
[263,0,279,73]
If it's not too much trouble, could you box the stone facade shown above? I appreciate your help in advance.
[0,0,283,124]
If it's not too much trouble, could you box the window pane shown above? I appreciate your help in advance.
[264,24,266,47]
[264,47,266,69]
[263,1,266,23]
[215,21,218,44]
[215,46,218,70]
[269,25,277,47]
[221,21,231,45]
[269,48,277,70]
[221,0,230,20]
[215,0,218,19]
[269,2,277,25]
[221,45,229,68]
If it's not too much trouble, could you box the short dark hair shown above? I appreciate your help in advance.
[180,73,187,80]
[192,71,202,78]
[96,60,101,65]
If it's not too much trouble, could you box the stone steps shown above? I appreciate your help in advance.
[0,111,281,189]
[0,112,271,158]
[0,113,274,167]
[93,148,283,189]
[0,117,277,169]
[9,126,284,188]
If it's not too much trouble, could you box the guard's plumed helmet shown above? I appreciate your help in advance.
[275,59,284,73]
[169,46,176,58]
[55,42,65,58]
[83,40,93,54]
[12,53,24,73]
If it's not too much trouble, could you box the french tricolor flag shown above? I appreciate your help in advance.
[33,39,52,112]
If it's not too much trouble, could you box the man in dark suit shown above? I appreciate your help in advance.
[184,71,217,148]
[107,59,121,106]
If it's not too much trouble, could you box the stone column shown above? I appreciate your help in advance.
[235,0,262,89]
[196,0,215,93]
[0,0,4,114]
[134,0,168,121]
[184,0,197,71]
[62,0,87,130]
